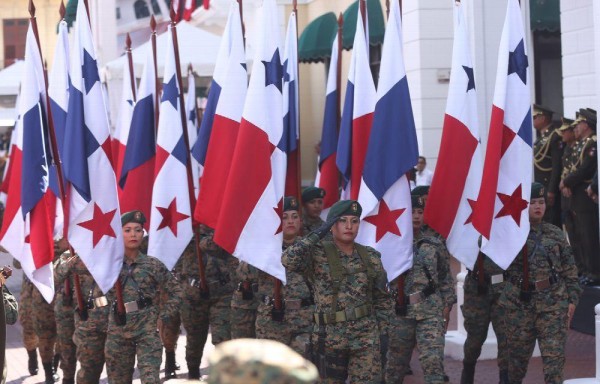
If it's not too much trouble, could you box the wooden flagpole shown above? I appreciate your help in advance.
[125,33,137,103]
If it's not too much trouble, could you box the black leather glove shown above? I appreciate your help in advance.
[311,217,338,239]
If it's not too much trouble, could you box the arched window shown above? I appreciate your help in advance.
[134,0,151,19]
[151,0,162,14]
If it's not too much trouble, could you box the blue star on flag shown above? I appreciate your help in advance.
[463,65,475,92]
[508,39,528,84]
[262,49,283,93]
[283,59,290,83]
[82,50,100,94]
[162,75,179,109]
[189,109,197,125]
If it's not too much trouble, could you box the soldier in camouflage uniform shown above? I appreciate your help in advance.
[561,108,599,284]
[3,284,17,326]
[158,254,184,380]
[460,252,508,384]
[55,251,109,384]
[301,187,326,234]
[18,272,40,376]
[53,250,77,384]
[197,224,237,346]
[170,240,210,380]
[251,196,314,355]
[282,200,392,383]
[230,261,259,339]
[207,338,318,383]
[386,196,455,384]
[533,105,563,226]
[104,211,182,384]
[502,183,581,384]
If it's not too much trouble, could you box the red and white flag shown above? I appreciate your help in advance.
[62,0,124,294]
[0,23,55,302]
[183,0,196,21]
[336,4,376,200]
[213,0,286,282]
[147,24,193,270]
[192,1,247,228]
[471,0,532,269]
[424,2,482,269]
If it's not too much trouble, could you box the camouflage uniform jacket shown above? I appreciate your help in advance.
[282,234,392,330]
[302,214,323,236]
[55,253,109,332]
[108,252,182,331]
[391,230,456,321]
[503,223,581,311]
[563,135,597,190]
[3,285,17,325]
[197,226,238,297]
[534,127,563,193]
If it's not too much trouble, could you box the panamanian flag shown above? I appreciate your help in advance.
[147,24,193,270]
[193,1,247,229]
[356,0,418,281]
[314,35,340,220]
[0,23,55,302]
[424,1,483,269]
[337,3,376,200]
[47,19,70,238]
[213,0,286,282]
[119,42,156,225]
[62,0,124,294]
[471,0,532,269]
[281,11,300,200]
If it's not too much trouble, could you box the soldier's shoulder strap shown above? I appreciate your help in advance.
[354,244,376,280]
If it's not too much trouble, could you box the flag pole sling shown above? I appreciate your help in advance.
[169,10,209,293]
[30,0,89,317]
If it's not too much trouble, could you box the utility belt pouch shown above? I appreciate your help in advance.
[549,272,559,285]
[422,283,436,297]
[238,281,254,300]
[395,301,407,316]
[136,295,152,309]
[519,289,532,302]
[477,283,489,296]
[112,302,126,326]
[271,303,285,322]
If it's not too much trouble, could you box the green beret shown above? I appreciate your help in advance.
[531,182,546,199]
[207,338,318,384]
[327,200,362,221]
[412,185,430,197]
[121,210,146,226]
[283,196,299,212]
[412,195,425,209]
[301,187,325,203]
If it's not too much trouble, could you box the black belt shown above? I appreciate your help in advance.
[261,295,314,309]
[509,275,558,291]
[237,282,259,292]
[314,304,372,325]
[123,297,153,313]
[466,270,506,285]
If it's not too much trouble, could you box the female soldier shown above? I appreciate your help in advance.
[104,211,181,384]
[502,182,581,383]
[250,196,314,354]
[282,200,391,383]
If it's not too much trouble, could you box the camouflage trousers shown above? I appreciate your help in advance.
[505,305,568,384]
[317,316,382,384]
[54,294,76,380]
[179,284,210,369]
[255,305,312,356]
[206,293,232,345]
[73,320,106,384]
[386,316,445,384]
[31,285,57,363]
[105,311,163,384]
[461,280,508,370]
[230,291,258,339]
[19,279,38,351]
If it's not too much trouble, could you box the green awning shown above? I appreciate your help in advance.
[530,0,560,32]
[298,12,338,63]
[342,0,385,50]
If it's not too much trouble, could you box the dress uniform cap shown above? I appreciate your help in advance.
[533,104,553,118]
[283,196,299,212]
[301,186,326,203]
[412,185,430,197]
[576,108,597,130]
[121,210,147,226]
[326,200,362,221]
[558,117,575,132]
[531,182,546,199]
[207,338,318,384]
[412,195,425,209]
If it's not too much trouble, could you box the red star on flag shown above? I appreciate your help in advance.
[156,198,190,236]
[495,184,528,226]
[273,198,283,235]
[464,198,477,225]
[78,203,117,247]
[364,200,406,242]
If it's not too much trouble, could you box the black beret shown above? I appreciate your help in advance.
[531,182,546,199]
[283,196,299,212]
[412,195,425,209]
[533,104,553,118]
[412,185,430,197]
[121,210,146,226]
[327,200,362,221]
[301,187,326,203]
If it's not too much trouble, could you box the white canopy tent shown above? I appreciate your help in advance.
[0,61,23,96]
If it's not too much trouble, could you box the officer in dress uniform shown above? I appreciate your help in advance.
[533,104,563,226]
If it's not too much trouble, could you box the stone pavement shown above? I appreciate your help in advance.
[2,254,596,383]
